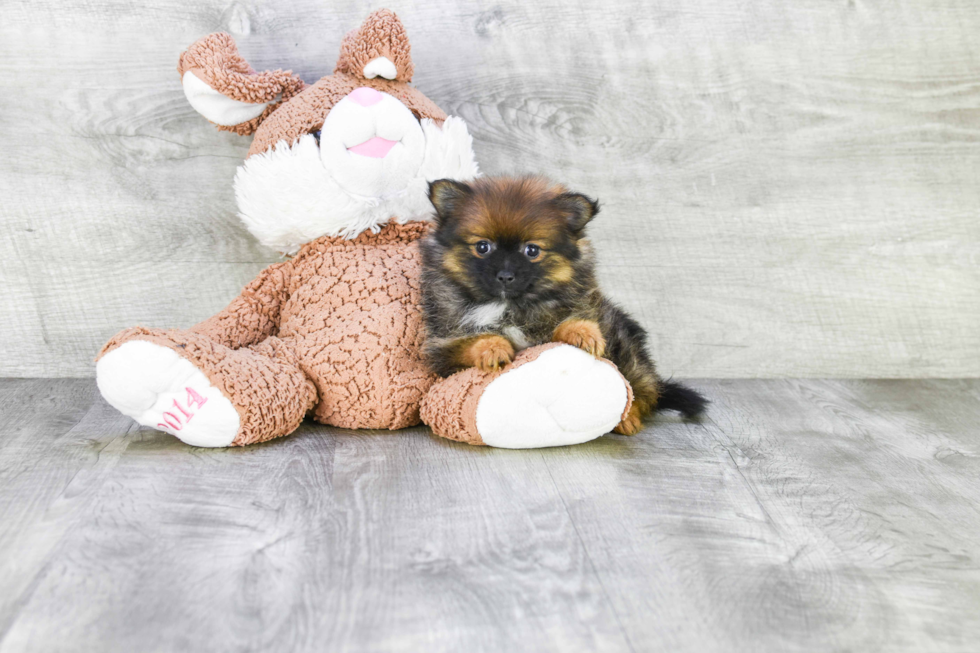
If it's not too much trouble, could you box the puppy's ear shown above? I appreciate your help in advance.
[554,193,600,236]
[428,179,473,225]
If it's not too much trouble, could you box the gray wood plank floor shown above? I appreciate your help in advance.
[1,378,978,652]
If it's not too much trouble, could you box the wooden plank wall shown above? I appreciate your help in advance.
[1,0,978,378]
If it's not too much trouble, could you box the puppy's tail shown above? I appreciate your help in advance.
[657,381,708,419]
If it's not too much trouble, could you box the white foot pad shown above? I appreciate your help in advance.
[96,341,240,447]
[475,345,629,449]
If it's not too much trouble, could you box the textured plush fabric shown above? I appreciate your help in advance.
[334,8,415,82]
[276,221,436,429]
[420,366,491,446]
[190,260,292,349]
[177,32,306,136]
[100,221,436,443]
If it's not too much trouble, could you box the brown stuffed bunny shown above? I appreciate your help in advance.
[96,10,632,449]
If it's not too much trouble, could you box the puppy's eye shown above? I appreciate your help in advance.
[524,243,541,260]
[474,240,492,257]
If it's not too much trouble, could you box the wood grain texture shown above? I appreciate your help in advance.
[1,0,979,377]
[1,378,979,651]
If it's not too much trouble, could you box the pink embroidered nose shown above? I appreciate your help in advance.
[348,87,383,107]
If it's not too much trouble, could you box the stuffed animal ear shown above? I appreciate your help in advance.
[429,179,473,224]
[178,33,305,135]
[554,193,600,235]
[334,9,415,83]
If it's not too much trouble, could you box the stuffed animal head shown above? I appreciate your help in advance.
[179,9,479,253]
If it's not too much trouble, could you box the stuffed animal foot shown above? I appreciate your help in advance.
[422,343,633,449]
[97,340,240,447]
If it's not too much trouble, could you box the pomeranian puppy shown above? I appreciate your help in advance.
[419,175,707,435]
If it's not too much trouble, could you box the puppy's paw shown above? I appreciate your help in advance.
[613,404,643,436]
[464,335,515,373]
[553,319,606,358]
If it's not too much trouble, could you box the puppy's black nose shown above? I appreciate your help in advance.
[496,270,516,286]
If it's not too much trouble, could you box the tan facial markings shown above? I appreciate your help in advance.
[544,257,574,283]
[442,248,484,294]
[442,251,465,275]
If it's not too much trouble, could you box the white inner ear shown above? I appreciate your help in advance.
[181,71,280,127]
[362,56,397,80]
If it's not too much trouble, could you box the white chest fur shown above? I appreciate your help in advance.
[502,325,531,351]
[461,301,507,329]
[460,302,531,351]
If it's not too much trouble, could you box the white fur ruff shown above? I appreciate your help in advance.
[234,116,480,254]
[461,301,507,328]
